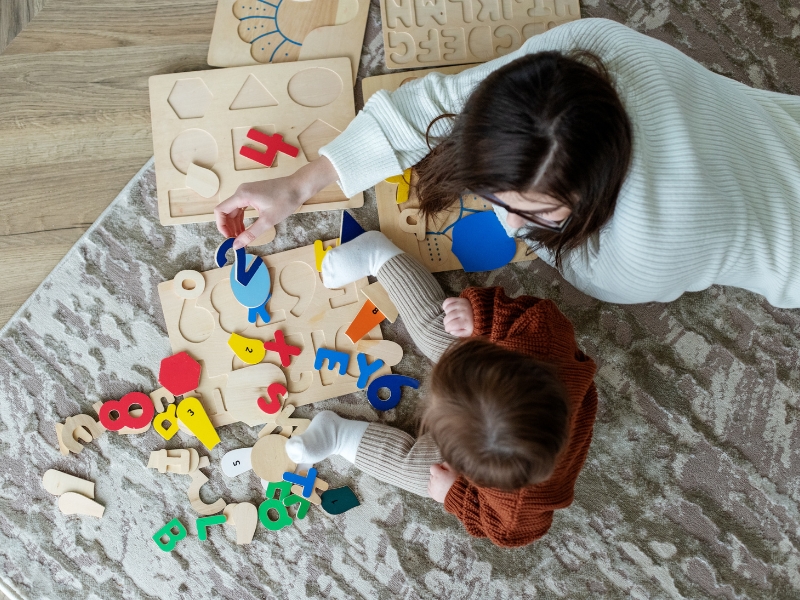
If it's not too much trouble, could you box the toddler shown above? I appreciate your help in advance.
[286,231,597,547]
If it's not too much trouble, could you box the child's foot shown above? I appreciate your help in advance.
[285,410,370,464]
[322,231,403,289]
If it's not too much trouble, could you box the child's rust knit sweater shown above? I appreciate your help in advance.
[443,287,599,547]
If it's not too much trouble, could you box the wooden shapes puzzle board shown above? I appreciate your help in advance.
[149,58,362,226]
[208,0,370,85]
[379,0,581,69]
[363,68,537,273]
[158,240,401,427]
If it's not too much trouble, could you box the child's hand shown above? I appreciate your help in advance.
[214,157,339,249]
[442,297,474,337]
[428,463,458,503]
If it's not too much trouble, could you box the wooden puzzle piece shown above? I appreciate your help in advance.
[221,447,253,478]
[263,330,302,366]
[356,339,403,367]
[58,492,105,518]
[225,363,287,426]
[228,332,266,365]
[91,400,149,435]
[283,494,311,519]
[97,392,155,433]
[153,404,180,440]
[320,486,360,515]
[197,514,227,540]
[258,405,310,438]
[147,448,200,474]
[57,414,106,455]
[42,470,95,498]
[398,208,426,241]
[356,353,385,389]
[186,163,221,198]
[283,468,318,499]
[360,281,398,323]
[313,240,333,272]
[385,169,411,203]
[173,270,206,300]
[340,211,366,245]
[159,352,202,396]
[251,434,296,482]
[153,519,187,552]
[177,397,220,450]
[345,300,386,343]
[239,130,299,167]
[224,502,258,544]
[258,382,287,416]
[290,474,329,505]
[149,387,176,413]
[367,374,420,411]
[188,468,227,515]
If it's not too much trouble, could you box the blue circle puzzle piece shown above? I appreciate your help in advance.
[230,253,272,308]
[450,211,517,272]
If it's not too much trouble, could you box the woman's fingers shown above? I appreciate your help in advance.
[234,216,274,250]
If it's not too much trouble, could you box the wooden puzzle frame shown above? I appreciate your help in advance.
[157,240,401,428]
[208,0,370,84]
[363,68,537,273]
[149,57,363,226]
[379,0,580,69]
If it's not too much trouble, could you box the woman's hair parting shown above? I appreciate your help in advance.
[413,50,633,268]
[420,338,570,491]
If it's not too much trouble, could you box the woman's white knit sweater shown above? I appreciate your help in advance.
[320,18,800,307]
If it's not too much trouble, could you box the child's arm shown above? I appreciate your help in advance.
[322,231,458,363]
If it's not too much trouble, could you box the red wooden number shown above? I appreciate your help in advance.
[98,392,155,431]
[257,383,287,415]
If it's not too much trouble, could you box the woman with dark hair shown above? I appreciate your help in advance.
[216,18,800,307]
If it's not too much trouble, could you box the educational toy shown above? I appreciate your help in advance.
[239,130,299,167]
[345,299,385,343]
[56,414,105,455]
[58,492,105,518]
[320,486,360,515]
[188,468,228,515]
[283,493,311,519]
[159,352,202,396]
[177,397,221,450]
[283,468,318,498]
[258,496,293,530]
[451,210,518,271]
[313,239,332,272]
[385,170,411,203]
[186,163,221,198]
[157,241,400,424]
[366,374,420,411]
[259,405,310,438]
[363,67,538,272]
[149,58,362,226]
[97,392,156,432]
[251,434,297,482]
[42,470,95,499]
[263,330,302,366]
[207,0,370,84]
[379,0,580,69]
[147,448,201,474]
[221,447,254,477]
[258,382,287,415]
[153,404,180,441]
[225,362,287,426]
[153,519,188,552]
[360,281,398,323]
[197,515,227,540]
[224,502,258,544]
[228,332,267,364]
[290,474,328,505]
[355,353,385,389]
[314,347,349,375]
[150,387,177,413]
[339,211,367,245]
[92,400,151,435]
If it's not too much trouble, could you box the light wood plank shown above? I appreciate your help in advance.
[0,228,86,327]
[0,0,46,53]
[3,0,216,55]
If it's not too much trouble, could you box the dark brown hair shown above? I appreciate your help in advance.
[420,338,570,491]
[413,50,632,268]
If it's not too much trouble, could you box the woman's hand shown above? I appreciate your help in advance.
[442,297,474,337]
[214,156,339,249]
[428,463,458,503]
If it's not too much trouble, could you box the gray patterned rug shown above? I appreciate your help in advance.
[1,2,799,599]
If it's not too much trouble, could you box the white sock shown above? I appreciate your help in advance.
[322,231,403,289]
[284,410,370,464]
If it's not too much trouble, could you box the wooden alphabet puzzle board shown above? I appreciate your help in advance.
[157,240,400,428]
[363,68,536,273]
[149,57,362,226]
[207,0,370,84]
[379,0,581,69]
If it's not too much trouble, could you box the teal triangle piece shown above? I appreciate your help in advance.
[340,211,367,245]
[320,486,360,515]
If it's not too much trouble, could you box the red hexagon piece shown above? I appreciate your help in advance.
[158,352,202,396]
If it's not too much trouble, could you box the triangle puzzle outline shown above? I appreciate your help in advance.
[230,74,279,110]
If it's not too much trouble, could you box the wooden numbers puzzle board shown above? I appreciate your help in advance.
[207,0,371,84]
[379,0,581,69]
[363,67,536,273]
[149,57,362,226]
[158,240,400,428]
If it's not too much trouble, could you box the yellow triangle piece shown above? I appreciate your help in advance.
[385,168,411,204]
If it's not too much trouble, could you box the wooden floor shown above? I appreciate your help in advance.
[0,0,219,330]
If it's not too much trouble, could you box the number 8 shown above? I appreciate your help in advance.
[98,392,155,431]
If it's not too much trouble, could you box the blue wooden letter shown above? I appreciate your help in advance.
[314,348,349,375]
[367,375,420,411]
[356,353,384,389]
[282,468,317,499]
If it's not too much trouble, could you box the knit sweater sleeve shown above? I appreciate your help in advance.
[444,479,555,547]
[320,19,625,197]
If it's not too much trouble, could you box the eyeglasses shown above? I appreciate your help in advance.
[475,192,571,233]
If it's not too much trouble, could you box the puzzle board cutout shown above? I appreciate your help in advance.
[207,0,370,84]
[157,240,398,427]
[363,68,537,272]
[379,0,580,69]
[149,57,363,226]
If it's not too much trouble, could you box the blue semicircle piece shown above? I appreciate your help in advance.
[451,211,517,272]
[230,254,272,308]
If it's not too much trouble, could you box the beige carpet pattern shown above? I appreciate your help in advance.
[0,2,799,598]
